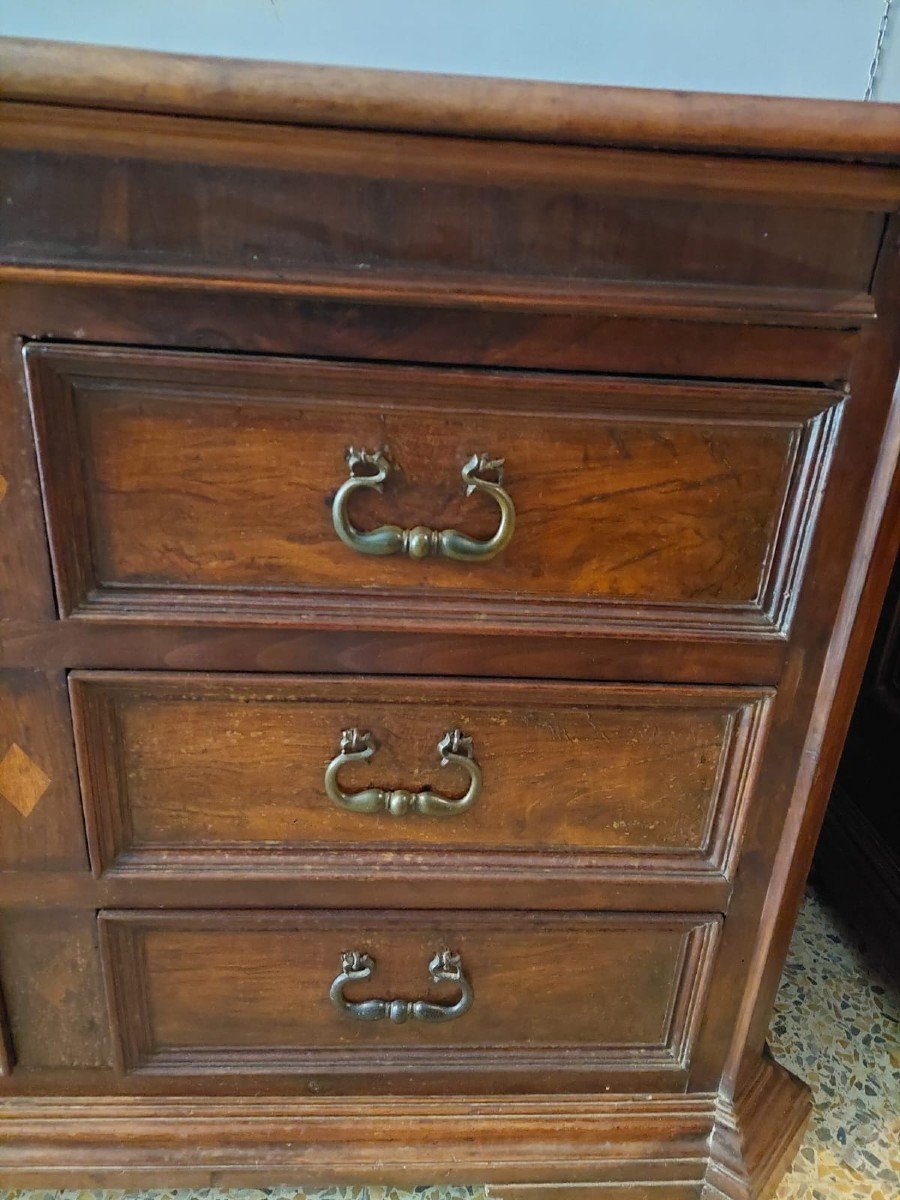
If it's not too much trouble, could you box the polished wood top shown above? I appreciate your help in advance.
[2,35,899,161]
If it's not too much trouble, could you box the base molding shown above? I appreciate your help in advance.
[704,1053,812,1200]
[0,1057,810,1194]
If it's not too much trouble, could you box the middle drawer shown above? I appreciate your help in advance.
[70,672,771,904]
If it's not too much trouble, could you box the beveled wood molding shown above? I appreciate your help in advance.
[98,909,721,1084]
[25,343,845,641]
[69,672,773,890]
[0,1091,717,1191]
[2,36,899,163]
[704,1053,812,1200]
[0,1055,809,1194]
[0,867,729,915]
[0,279,864,393]
[0,266,876,329]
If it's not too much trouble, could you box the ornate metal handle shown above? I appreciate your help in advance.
[330,948,473,1023]
[324,728,481,816]
[332,448,515,561]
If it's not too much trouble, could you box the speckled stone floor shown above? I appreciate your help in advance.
[1,887,896,1200]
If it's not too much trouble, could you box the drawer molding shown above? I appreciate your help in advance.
[71,673,773,891]
[27,344,844,640]
[98,909,721,1085]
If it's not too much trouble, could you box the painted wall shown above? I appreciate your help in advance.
[1,0,898,101]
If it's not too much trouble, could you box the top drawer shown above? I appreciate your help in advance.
[2,107,891,303]
[27,343,843,638]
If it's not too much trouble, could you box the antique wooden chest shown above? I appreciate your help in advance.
[0,36,898,1197]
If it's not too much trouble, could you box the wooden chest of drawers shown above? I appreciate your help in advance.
[1,36,898,1197]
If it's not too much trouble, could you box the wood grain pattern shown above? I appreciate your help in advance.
[1,39,899,1196]
[99,909,720,1089]
[3,36,900,161]
[1,103,891,305]
[0,744,50,819]
[0,671,88,871]
[27,345,842,637]
[705,1052,812,1200]
[0,910,111,1071]
[4,278,864,383]
[0,1092,718,1191]
[70,672,771,888]
[687,218,900,1098]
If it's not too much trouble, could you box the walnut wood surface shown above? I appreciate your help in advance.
[3,36,900,161]
[0,671,87,871]
[2,102,892,312]
[0,41,898,1196]
[26,345,841,637]
[99,908,719,1090]
[0,910,111,1072]
[0,1092,719,1191]
[0,1058,808,1193]
[70,673,770,884]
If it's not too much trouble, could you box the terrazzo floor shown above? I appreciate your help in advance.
[1,887,896,1200]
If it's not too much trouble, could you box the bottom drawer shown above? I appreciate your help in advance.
[100,909,721,1092]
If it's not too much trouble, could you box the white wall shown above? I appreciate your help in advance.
[1,0,898,101]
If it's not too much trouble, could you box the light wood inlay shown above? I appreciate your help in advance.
[0,743,50,818]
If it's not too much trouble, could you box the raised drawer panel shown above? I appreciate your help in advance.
[28,344,842,638]
[70,672,771,888]
[99,909,721,1090]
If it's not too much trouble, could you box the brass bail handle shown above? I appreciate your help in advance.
[329,948,473,1023]
[332,448,515,561]
[324,728,481,817]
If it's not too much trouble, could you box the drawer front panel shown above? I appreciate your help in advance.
[99,909,721,1088]
[3,107,887,295]
[28,345,842,637]
[71,673,771,885]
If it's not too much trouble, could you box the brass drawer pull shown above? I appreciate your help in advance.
[324,727,481,816]
[332,448,515,561]
[330,948,473,1023]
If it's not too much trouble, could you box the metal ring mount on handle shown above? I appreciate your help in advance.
[331,447,515,561]
[329,948,473,1023]
[324,728,481,816]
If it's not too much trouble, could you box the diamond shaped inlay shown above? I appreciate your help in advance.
[0,743,51,817]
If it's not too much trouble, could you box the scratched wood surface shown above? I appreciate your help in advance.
[99,909,719,1074]
[70,673,768,874]
[26,345,839,631]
